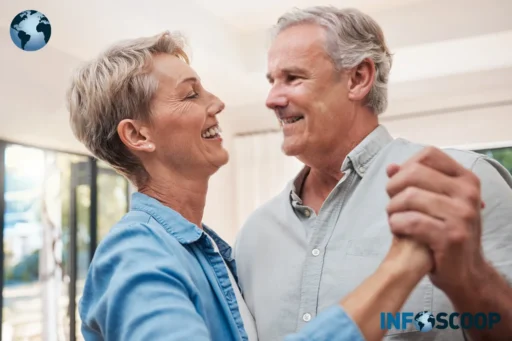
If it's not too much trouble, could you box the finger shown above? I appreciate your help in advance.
[402,146,465,177]
[386,162,456,198]
[389,211,444,249]
[386,164,400,178]
[386,187,454,221]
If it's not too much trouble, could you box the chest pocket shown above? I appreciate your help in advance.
[344,237,433,336]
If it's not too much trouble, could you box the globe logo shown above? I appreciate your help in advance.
[10,10,51,51]
[413,311,436,332]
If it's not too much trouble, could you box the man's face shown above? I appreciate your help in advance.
[266,23,355,157]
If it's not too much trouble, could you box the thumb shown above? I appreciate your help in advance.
[386,163,401,177]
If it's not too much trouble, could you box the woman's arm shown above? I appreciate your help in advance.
[79,224,213,341]
[284,238,432,341]
[340,237,432,341]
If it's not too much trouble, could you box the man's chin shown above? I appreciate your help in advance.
[281,142,304,157]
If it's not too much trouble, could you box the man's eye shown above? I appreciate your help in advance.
[186,92,198,99]
[286,75,300,82]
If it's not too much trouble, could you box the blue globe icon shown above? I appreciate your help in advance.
[10,10,51,51]
[413,311,436,332]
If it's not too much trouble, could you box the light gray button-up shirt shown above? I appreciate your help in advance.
[234,125,512,341]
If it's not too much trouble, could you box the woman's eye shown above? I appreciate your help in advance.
[186,92,198,99]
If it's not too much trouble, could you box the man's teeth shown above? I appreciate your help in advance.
[281,116,303,124]
[201,125,222,138]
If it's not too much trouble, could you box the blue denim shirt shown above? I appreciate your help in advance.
[79,192,364,341]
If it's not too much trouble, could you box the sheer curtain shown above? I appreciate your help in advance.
[233,132,304,228]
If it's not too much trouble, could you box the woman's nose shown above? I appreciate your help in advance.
[208,96,225,116]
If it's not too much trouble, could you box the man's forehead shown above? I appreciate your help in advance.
[267,37,327,76]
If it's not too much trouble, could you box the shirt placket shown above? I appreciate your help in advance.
[295,169,356,330]
[200,236,249,341]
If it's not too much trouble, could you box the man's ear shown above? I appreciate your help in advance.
[347,58,376,102]
[117,119,155,153]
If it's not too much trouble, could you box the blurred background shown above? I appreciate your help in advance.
[0,0,511,340]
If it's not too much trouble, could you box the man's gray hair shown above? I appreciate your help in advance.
[274,6,392,115]
[66,31,189,186]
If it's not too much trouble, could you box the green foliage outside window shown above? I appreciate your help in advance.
[475,147,512,174]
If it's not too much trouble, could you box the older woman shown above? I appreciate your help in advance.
[67,31,432,341]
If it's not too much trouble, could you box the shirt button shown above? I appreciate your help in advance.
[302,313,311,322]
[311,249,320,256]
[304,209,311,217]
[359,166,365,173]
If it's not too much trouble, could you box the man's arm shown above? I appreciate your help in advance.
[447,157,512,341]
[448,264,511,341]
[385,148,512,341]
[284,238,432,341]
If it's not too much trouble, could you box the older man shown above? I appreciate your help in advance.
[234,6,512,341]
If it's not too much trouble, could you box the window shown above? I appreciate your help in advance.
[475,147,512,174]
[1,143,129,340]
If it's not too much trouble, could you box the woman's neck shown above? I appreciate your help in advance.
[139,169,209,228]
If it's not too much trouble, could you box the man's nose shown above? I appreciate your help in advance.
[266,86,288,110]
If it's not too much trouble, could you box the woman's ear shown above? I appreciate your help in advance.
[117,119,155,153]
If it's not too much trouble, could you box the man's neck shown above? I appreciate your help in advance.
[139,166,209,228]
[299,121,379,211]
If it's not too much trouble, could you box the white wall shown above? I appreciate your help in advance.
[203,119,238,243]
[383,104,512,149]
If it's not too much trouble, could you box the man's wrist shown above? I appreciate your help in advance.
[444,261,497,311]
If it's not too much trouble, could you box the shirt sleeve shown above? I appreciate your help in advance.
[472,156,512,281]
[79,224,212,341]
[283,305,365,341]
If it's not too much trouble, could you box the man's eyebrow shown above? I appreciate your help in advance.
[282,67,307,75]
[266,67,308,82]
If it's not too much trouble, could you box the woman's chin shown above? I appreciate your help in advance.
[205,149,230,170]
[215,149,230,167]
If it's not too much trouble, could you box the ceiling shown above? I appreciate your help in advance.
[1,0,512,153]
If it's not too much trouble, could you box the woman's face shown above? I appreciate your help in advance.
[136,53,229,177]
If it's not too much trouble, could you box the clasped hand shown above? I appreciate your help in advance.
[385,147,487,294]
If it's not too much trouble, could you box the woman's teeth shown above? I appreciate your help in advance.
[202,125,222,138]
[281,116,303,124]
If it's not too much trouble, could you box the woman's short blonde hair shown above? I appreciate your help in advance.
[66,31,189,186]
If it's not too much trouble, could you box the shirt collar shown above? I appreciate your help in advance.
[203,224,234,261]
[291,125,393,201]
[130,192,203,245]
[347,125,394,177]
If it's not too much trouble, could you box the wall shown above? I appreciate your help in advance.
[203,118,238,243]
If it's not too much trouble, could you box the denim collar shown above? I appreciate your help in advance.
[130,192,231,260]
